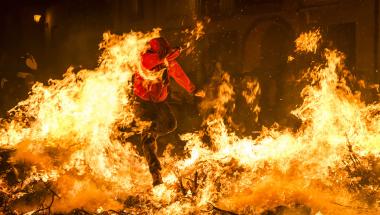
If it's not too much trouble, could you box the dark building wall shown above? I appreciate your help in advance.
[3,0,378,81]
[184,0,380,126]
[297,0,377,81]
[198,0,378,82]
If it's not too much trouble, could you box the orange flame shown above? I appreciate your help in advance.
[0,27,379,214]
[295,29,322,53]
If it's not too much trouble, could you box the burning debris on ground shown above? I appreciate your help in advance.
[0,1,380,215]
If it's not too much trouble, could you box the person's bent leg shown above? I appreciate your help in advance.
[141,132,163,186]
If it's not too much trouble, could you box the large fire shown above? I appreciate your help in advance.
[0,26,379,214]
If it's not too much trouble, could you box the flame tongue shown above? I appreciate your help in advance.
[0,28,379,214]
[173,45,380,214]
[0,29,162,211]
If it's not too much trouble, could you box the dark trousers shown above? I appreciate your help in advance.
[133,99,177,174]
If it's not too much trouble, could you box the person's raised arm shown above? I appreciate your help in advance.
[168,60,196,94]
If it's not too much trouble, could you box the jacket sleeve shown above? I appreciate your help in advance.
[168,60,196,94]
[166,49,180,61]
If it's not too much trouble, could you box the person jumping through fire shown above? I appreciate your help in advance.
[132,37,204,186]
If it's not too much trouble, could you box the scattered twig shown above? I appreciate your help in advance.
[44,182,60,199]
[178,176,187,196]
[31,192,55,215]
[31,183,60,215]
[103,209,126,215]
[207,202,239,215]
[70,208,94,215]
[191,171,198,195]
[331,201,373,212]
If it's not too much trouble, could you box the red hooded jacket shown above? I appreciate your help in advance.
[133,38,195,102]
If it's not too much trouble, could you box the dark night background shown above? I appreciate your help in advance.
[0,0,379,147]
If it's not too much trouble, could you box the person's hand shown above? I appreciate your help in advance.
[194,90,206,98]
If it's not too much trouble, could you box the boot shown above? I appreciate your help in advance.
[151,169,163,186]
[142,133,163,186]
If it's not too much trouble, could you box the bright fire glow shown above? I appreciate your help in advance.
[295,29,322,53]
[0,28,379,215]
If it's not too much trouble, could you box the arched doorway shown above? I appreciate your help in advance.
[243,18,294,126]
